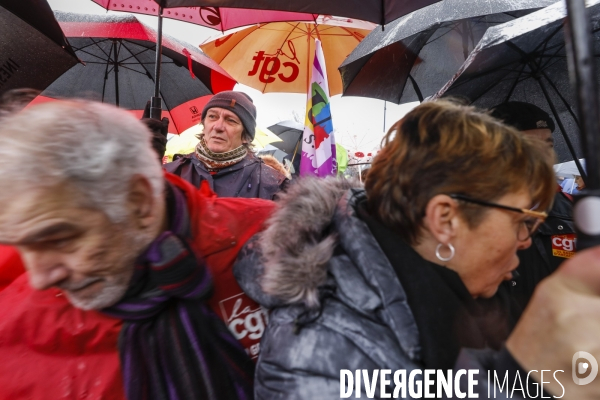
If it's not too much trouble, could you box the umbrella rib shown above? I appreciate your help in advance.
[83,61,177,65]
[449,61,524,90]
[75,38,112,56]
[537,46,566,71]
[116,40,156,64]
[461,66,523,105]
[100,40,113,103]
[313,23,322,42]
[70,38,114,64]
[262,22,302,93]
[338,26,367,42]
[206,26,258,64]
[73,52,109,63]
[537,56,564,74]
[425,22,460,46]
[540,69,581,128]
[121,41,179,129]
[123,41,159,81]
[116,64,151,75]
[536,78,583,169]
[496,39,581,130]
[71,47,111,63]
[504,62,528,102]
[90,38,114,60]
[530,24,563,58]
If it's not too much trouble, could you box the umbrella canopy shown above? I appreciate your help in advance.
[146,0,442,26]
[41,12,235,134]
[267,120,304,154]
[339,0,555,104]
[201,21,373,95]
[432,0,600,164]
[253,126,283,149]
[555,158,586,178]
[257,144,289,163]
[0,0,78,96]
[91,0,316,31]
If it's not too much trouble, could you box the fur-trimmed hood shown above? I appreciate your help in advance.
[234,177,359,309]
[260,177,359,308]
[234,175,422,362]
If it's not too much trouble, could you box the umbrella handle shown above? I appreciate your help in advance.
[151,6,164,120]
[288,138,301,172]
[150,96,162,120]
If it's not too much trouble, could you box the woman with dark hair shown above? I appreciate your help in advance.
[234,100,556,398]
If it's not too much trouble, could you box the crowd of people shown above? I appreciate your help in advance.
[0,91,597,399]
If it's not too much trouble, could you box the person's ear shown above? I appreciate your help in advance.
[241,131,250,144]
[126,175,156,229]
[422,194,461,244]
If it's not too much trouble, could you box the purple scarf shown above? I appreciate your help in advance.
[103,184,254,400]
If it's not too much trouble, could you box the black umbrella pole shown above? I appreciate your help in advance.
[150,6,164,120]
[564,0,600,249]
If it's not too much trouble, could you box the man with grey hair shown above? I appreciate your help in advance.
[0,100,275,399]
[165,90,288,199]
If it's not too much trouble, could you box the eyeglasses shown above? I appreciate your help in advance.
[449,194,548,241]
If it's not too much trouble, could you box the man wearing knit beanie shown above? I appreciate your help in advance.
[165,90,288,199]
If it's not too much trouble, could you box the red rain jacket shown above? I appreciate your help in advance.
[0,173,275,399]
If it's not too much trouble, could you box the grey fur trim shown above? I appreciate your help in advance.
[259,176,361,308]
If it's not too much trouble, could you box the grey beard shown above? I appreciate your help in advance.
[66,222,157,311]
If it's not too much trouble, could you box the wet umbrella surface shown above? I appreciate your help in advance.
[433,0,600,164]
[146,0,442,26]
[339,0,555,104]
[0,0,77,96]
[39,12,235,133]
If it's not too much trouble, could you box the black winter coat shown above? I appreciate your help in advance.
[513,191,574,310]
[164,152,288,200]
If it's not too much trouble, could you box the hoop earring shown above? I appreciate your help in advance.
[435,243,455,262]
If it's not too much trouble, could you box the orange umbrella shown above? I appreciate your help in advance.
[200,18,374,95]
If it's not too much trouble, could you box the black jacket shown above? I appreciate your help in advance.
[164,152,288,200]
[513,191,574,310]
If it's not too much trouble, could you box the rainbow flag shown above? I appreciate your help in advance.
[299,39,337,177]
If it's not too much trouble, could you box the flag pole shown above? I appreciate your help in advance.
[564,0,600,249]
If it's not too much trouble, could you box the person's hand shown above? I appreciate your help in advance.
[506,246,600,398]
[141,101,169,161]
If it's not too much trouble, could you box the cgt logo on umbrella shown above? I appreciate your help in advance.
[248,41,300,84]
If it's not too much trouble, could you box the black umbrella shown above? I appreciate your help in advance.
[0,0,78,96]
[267,120,305,155]
[150,0,442,26]
[39,12,235,133]
[432,1,600,169]
[339,0,556,105]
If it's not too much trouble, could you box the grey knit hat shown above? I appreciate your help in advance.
[201,91,257,139]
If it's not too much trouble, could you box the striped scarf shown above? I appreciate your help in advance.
[103,184,254,400]
[195,134,247,172]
